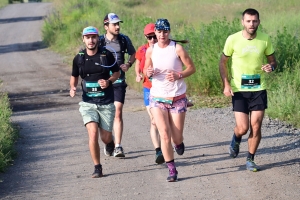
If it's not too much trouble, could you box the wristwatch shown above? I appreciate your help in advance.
[107,80,113,85]
[126,61,132,67]
[271,65,275,71]
[178,72,183,79]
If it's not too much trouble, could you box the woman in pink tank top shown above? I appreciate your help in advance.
[143,18,196,182]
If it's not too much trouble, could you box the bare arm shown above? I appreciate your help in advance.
[143,47,154,77]
[261,54,277,73]
[135,59,142,82]
[219,53,233,96]
[98,70,120,89]
[176,44,196,78]
[70,76,79,97]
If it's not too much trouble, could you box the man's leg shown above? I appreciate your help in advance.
[85,122,103,178]
[246,110,264,171]
[113,101,125,157]
[229,112,249,158]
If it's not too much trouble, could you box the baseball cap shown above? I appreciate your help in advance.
[144,23,155,35]
[155,19,171,31]
[103,13,123,24]
[82,26,99,36]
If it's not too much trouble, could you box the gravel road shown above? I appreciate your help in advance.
[0,3,299,200]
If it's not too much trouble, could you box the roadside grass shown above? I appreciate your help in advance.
[43,0,300,127]
[0,86,18,172]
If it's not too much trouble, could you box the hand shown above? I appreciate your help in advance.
[261,64,273,73]
[70,87,76,97]
[98,79,109,89]
[146,67,154,78]
[165,70,179,82]
[136,74,143,82]
[120,63,130,72]
[223,85,234,97]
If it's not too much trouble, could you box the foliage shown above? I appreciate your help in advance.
[0,92,18,172]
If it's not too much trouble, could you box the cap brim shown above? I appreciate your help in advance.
[109,20,123,23]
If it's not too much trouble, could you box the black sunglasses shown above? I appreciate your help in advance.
[146,35,157,40]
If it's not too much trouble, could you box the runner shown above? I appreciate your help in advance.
[144,19,196,181]
[135,23,164,164]
[219,8,277,172]
[69,26,120,178]
[100,13,136,157]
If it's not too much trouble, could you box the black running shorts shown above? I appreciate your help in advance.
[113,83,127,104]
[232,90,268,114]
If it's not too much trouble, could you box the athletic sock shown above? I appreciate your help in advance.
[115,144,122,148]
[234,133,242,143]
[94,164,102,169]
[155,147,162,153]
[247,152,255,160]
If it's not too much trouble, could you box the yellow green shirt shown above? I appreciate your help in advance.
[223,31,275,92]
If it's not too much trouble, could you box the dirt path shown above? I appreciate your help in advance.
[0,3,299,200]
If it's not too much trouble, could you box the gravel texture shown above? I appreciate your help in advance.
[0,2,299,200]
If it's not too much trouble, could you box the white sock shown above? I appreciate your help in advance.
[115,144,122,148]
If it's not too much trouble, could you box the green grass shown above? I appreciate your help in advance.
[43,0,300,127]
[0,89,18,172]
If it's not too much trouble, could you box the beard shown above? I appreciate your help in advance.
[246,27,258,36]
[86,44,97,50]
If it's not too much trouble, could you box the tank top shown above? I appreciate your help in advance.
[150,40,186,97]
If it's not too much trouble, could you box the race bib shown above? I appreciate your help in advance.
[85,82,105,97]
[241,74,261,89]
[152,97,173,105]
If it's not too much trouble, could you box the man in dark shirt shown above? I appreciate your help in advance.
[70,26,120,178]
[100,13,136,157]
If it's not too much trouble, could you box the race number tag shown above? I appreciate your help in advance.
[241,74,261,89]
[152,97,173,105]
[85,82,105,97]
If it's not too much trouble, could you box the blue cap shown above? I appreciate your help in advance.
[155,19,171,31]
[82,26,99,36]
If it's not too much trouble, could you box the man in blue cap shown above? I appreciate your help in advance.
[70,26,120,178]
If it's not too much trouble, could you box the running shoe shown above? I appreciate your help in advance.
[92,167,103,178]
[113,146,125,157]
[104,139,115,157]
[166,168,178,182]
[155,150,165,164]
[174,142,185,155]
[229,135,240,158]
[246,159,260,172]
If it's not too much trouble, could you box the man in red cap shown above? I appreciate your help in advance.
[134,23,165,164]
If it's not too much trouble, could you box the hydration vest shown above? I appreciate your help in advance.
[98,33,128,61]
[77,46,108,79]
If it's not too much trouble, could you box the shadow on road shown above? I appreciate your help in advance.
[8,89,73,112]
[0,16,45,24]
[0,41,47,54]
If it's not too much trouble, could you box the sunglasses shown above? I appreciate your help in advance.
[146,35,157,40]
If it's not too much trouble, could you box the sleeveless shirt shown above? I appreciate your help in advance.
[150,41,186,97]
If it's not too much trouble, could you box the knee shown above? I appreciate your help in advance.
[159,131,171,143]
[235,125,249,135]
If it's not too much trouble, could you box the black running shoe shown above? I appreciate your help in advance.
[92,167,103,178]
[166,168,178,182]
[155,150,165,164]
[174,142,185,155]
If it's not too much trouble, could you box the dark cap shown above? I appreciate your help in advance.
[155,19,171,31]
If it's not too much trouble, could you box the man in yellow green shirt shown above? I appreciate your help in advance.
[219,8,277,172]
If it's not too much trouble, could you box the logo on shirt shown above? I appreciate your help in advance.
[242,45,259,54]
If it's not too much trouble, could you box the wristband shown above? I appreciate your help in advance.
[108,80,112,85]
